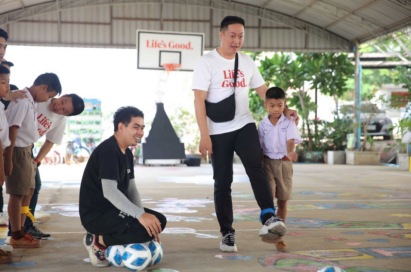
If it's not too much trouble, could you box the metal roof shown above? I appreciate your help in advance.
[0,0,410,52]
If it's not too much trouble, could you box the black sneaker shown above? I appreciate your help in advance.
[259,215,286,240]
[26,225,51,240]
[220,232,237,252]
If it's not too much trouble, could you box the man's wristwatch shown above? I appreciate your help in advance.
[34,158,41,167]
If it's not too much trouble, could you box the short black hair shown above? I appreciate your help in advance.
[10,84,18,91]
[33,73,62,95]
[220,16,245,31]
[66,94,85,116]
[0,29,8,41]
[0,65,10,75]
[266,87,286,100]
[1,61,13,68]
[113,106,144,132]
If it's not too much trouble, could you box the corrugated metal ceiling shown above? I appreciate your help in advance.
[0,0,410,52]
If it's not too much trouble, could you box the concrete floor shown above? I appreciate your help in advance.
[1,163,411,272]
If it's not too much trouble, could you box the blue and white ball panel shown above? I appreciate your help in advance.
[107,245,127,267]
[122,243,152,271]
[318,267,346,272]
[146,240,163,266]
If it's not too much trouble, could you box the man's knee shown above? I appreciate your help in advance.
[158,213,167,231]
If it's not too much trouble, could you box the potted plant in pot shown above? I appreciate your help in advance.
[324,109,353,164]
[346,94,386,165]
[389,117,411,170]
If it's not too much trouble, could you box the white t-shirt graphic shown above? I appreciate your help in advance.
[192,49,265,135]
[36,99,67,145]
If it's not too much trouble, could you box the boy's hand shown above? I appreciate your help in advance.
[287,151,298,162]
[4,160,12,176]
[6,90,28,102]
[284,108,299,125]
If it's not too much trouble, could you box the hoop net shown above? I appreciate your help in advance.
[162,63,181,72]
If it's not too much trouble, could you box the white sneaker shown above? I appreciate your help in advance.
[259,215,286,239]
[83,233,110,267]
[0,213,7,226]
[34,210,51,224]
[4,237,10,245]
[220,232,237,252]
[0,245,13,252]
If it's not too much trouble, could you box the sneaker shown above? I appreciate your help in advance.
[4,236,10,245]
[0,213,7,226]
[10,234,41,248]
[26,225,51,240]
[259,215,286,239]
[275,240,288,252]
[0,249,12,265]
[34,210,51,224]
[83,233,110,267]
[0,245,13,252]
[220,232,237,252]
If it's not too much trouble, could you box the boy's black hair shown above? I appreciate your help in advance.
[0,65,10,75]
[66,94,85,116]
[10,84,18,91]
[33,73,62,95]
[0,28,8,41]
[266,87,286,100]
[113,106,144,132]
[220,16,245,31]
[1,61,14,67]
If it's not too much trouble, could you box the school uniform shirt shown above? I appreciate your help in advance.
[79,135,135,226]
[0,102,10,149]
[192,49,265,135]
[36,99,67,145]
[5,88,38,148]
[258,113,302,159]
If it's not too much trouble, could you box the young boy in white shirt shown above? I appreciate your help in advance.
[258,87,302,252]
[4,73,61,248]
[0,66,10,186]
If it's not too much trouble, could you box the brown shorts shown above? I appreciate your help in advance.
[5,145,36,196]
[263,157,293,201]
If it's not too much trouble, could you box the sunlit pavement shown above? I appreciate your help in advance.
[1,163,411,271]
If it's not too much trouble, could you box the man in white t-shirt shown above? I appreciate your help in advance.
[193,16,299,252]
[22,94,85,240]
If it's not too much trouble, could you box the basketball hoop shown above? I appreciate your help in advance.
[162,63,181,72]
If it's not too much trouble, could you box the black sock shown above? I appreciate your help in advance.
[262,213,274,224]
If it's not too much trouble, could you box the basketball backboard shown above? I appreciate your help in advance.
[136,30,204,71]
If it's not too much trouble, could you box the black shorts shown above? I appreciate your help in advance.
[83,207,167,247]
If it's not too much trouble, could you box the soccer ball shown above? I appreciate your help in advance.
[318,266,346,272]
[107,245,127,267]
[122,243,152,271]
[145,240,163,266]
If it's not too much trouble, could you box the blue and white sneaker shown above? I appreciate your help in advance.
[259,215,286,239]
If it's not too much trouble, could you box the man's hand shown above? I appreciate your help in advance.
[153,235,161,243]
[287,151,298,162]
[284,108,300,125]
[4,159,12,176]
[199,135,212,160]
[139,213,162,238]
[5,90,28,102]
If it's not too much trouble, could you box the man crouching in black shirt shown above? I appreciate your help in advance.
[79,106,167,268]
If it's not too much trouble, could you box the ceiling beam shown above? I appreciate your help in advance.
[324,0,381,29]
[292,0,318,17]
[0,0,353,51]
